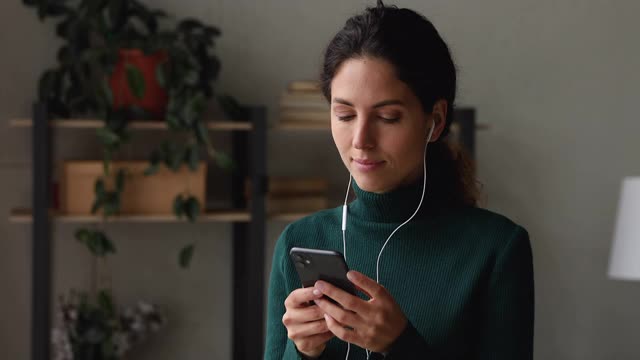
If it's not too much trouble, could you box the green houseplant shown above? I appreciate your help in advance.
[24,0,245,265]
[24,0,245,357]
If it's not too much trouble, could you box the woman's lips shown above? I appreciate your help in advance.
[353,158,385,172]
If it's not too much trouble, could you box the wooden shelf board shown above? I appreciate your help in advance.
[9,208,251,223]
[9,118,252,131]
[269,212,311,222]
[277,121,331,130]
[9,208,314,223]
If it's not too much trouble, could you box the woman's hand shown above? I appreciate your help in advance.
[313,270,407,353]
[282,287,334,358]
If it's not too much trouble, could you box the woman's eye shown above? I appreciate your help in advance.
[336,115,355,121]
[380,116,400,123]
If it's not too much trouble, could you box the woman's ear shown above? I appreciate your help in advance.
[427,99,448,142]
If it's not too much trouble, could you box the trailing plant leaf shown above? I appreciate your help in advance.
[92,178,106,214]
[173,194,184,219]
[178,18,204,33]
[215,151,234,171]
[97,290,115,316]
[99,232,117,255]
[167,143,185,172]
[184,196,200,223]
[55,17,73,38]
[217,94,248,121]
[102,192,121,217]
[75,228,92,243]
[125,63,146,99]
[179,244,195,268]
[38,69,59,101]
[155,60,167,88]
[108,0,127,31]
[144,149,161,176]
[183,70,199,86]
[75,228,116,257]
[183,92,205,126]
[44,3,71,17]
[96,127,120,147]
[115,169,126,192]
[166,112,181,130]
[186,143,199,171]
[94,178,106,199]
[194,120,209,146]
[91,198,102,215]
[100,77,114,108]
[102,148,112,176]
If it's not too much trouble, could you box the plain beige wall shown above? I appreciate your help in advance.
[2,0,640,359]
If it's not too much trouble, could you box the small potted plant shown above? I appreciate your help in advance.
[52,291,167,360]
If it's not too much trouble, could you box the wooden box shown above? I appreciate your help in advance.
[61,161,206,215]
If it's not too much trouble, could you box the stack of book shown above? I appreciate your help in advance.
[279,81,330,126]
[245,177,329,214]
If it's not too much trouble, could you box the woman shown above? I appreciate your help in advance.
[265,1,534,359]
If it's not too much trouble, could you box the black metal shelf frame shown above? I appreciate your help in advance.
[29,103,267,360]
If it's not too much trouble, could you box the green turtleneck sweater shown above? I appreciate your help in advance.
[264,180,534,359]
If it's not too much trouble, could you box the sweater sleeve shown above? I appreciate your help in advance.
[384,321,432,358]
[385,225,535,360]
[265,225,296,359]
[477,225,535,359]
[265,225,339,360]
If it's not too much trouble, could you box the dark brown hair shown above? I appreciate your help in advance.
[320,0,480,209]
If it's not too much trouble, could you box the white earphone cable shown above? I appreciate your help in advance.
[375,122,433,282]
[341,120,435,360]
[342,175,352,360]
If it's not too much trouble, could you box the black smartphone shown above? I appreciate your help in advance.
[289,247,357,297]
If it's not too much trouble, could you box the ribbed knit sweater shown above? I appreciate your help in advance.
[265,179,534,359]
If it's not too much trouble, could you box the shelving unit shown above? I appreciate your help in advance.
[8,208,253,223]
[10,104,267,360]
[9,208,311,223]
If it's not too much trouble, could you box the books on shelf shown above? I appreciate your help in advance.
[280,81,330,125]
[280,109,329,122]
[267,195,329,214]
[245,177,329,197]
[280,93,328,110]
[246,177,330,214]
[287,80,322,93]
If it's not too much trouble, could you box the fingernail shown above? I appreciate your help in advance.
[315,281,325,291]
[346,271,356,281]
[324,314,330,321]
[312,289,321,296]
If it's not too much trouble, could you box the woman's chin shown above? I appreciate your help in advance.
[353,175,391,194]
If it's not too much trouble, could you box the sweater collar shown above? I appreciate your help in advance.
[349,177,437,223]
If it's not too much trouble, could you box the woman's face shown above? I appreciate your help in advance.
[330,56,446,193]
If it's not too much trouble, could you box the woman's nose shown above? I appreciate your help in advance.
[352,117,375,150]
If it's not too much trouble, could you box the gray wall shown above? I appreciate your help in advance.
[2,0,640,359]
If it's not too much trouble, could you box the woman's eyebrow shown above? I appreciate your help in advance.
[372,99,405,108]
[332,98,354,107]
[332,98,405,108]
